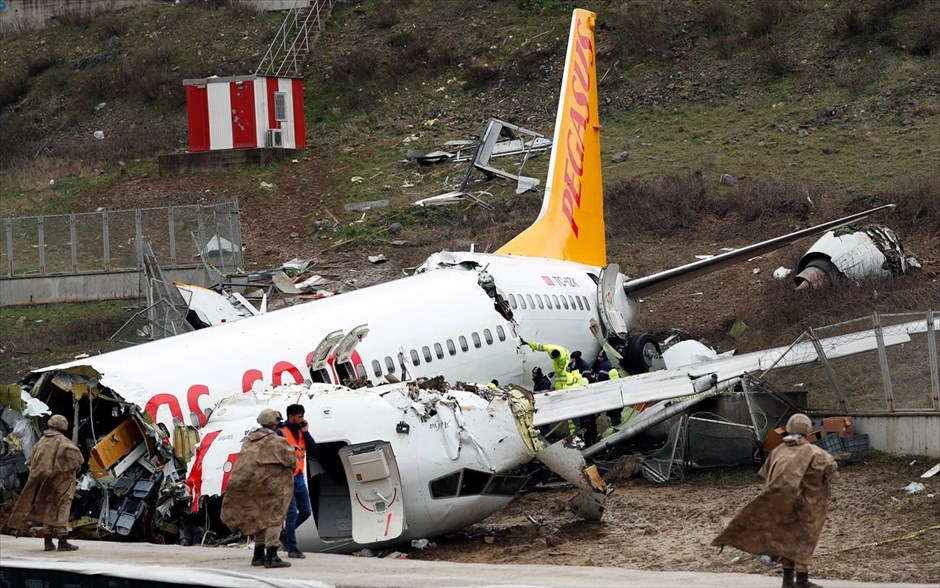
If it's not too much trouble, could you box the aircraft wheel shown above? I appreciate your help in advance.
[624,333,661,375]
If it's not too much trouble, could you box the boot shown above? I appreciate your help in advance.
[43,536,55,552]
[57,538,79,552]
[795,571,823,588]
[264,545,291,568]
[251,544,265,567]
[781,568,795,588]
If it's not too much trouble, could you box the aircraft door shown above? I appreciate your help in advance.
[339,442,405,544]
[309,330,343,383]
[597,264,630,340]
[332,324,370,384]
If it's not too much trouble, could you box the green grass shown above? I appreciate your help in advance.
[0,300,133,384]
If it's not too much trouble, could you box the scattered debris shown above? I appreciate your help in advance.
[367,254,387,264]
[921,463,940,479]
[904,482,926,495]
[94,130,104,140]
[344,199,389,212]
[773,267,792,279]
[720,173,737,186]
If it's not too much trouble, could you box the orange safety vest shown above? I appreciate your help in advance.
[281,426,306,477]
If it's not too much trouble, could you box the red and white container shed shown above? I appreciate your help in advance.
[183,74,306,152]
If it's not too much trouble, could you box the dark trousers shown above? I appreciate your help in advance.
[283,474,312,552]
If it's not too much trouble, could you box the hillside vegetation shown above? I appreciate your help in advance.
[0,0,938,381]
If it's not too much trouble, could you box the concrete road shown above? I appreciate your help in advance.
[0,536,933,588]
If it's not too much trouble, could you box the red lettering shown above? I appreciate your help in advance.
[272,361,304,386]
[145,394,183,425]
[242,369,263,393]
[187,385,210,428]
[186,429,221,513]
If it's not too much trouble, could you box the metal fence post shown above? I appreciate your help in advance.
[928,309,939,411]
[168,207,177,266]
[872,311,895,412]
[69,213,78,274]
[37,216,46,276]
[807,326,848,413]
[135,208,143,269]
[102,211,111,272]
[5,218,14,276]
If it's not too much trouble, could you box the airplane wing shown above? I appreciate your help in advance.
[531,313,936,427]
[622,204,895,299]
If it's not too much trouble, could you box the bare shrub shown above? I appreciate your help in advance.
[606,4,672,62]
[27,50,61,76]
[331,48,379,83]
[838,6,866,37]
[910,20,940,56]
[123,64,179,105]
[0,69,29,108]
[370,3,399,29]
[701,2,735,35]
[97,13,127,41]
[74,69,113,107]
[837,66,879,97]
[713,34,739,59]
[227,0,258,18]
[745,0,785,38]
[725,179,823,225]
[54,5,96,27]
[463,56,500,90]
[605,172,712,236]
[757,47,792,78]
[388,30,430,64]
[882,172,940,230]
[0,116,30,163]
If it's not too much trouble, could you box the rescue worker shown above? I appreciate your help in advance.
[712,413,838,588]
[521,338,570,390]
[221,408,296,568]
[278,404,317,559]
[593,350,614,381]
[568,350,592,381]
[531,367,552,392]
[7,414,83,552]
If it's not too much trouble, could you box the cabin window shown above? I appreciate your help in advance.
[526,294,535,308]
[423,346,432,363]
[385,356,395,373]
[508,293,517,309]
[356,364,367,379]
[434,342,444,359]
[496,325,506,341]
[568,295,577,309]
[535,295,544,309]
[459,336,469,352]
[483,329,493,345]
[545,295,553,309]
[484,474,528,497]
[447,339,456,356]
[410,349,420,365]
[429,472,461,498]
[372,360,382,377]
[583,296,591,311]
[460,469,491,495]
[576,296,584,310]
[518,295,526,309]
[472,332,482,348]
[552,294,560,308]
[561,296,569,310]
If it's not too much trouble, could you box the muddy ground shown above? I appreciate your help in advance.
[411,455,940,585]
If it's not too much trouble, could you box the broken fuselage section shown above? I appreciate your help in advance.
[187,380,607,553]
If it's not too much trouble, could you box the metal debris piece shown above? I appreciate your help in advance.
[344,199,389,212]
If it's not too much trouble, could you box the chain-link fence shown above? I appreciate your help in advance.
[1,201,242,277]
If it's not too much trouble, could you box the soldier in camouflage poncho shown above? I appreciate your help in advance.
[221,408,296,568]
[7,414,84,552]
[713,413,838,588]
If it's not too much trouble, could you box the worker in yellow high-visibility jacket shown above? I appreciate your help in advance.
[522,339,571,390]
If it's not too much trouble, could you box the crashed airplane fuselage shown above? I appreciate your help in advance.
[187,382,603,553]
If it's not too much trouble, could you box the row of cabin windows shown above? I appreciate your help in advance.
[429,468,529,499]
[507,292,590,312]
[371,324,509,377]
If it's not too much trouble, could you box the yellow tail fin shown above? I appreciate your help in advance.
[496,9,605,267]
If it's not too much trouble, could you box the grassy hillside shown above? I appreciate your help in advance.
[1,0,938,382]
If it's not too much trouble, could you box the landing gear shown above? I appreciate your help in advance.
[623,333,661,375]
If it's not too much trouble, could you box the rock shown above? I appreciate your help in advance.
[719,173,737,186]
[388,222,402,234]
[483,536,496,545]
[611,150,630,163]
